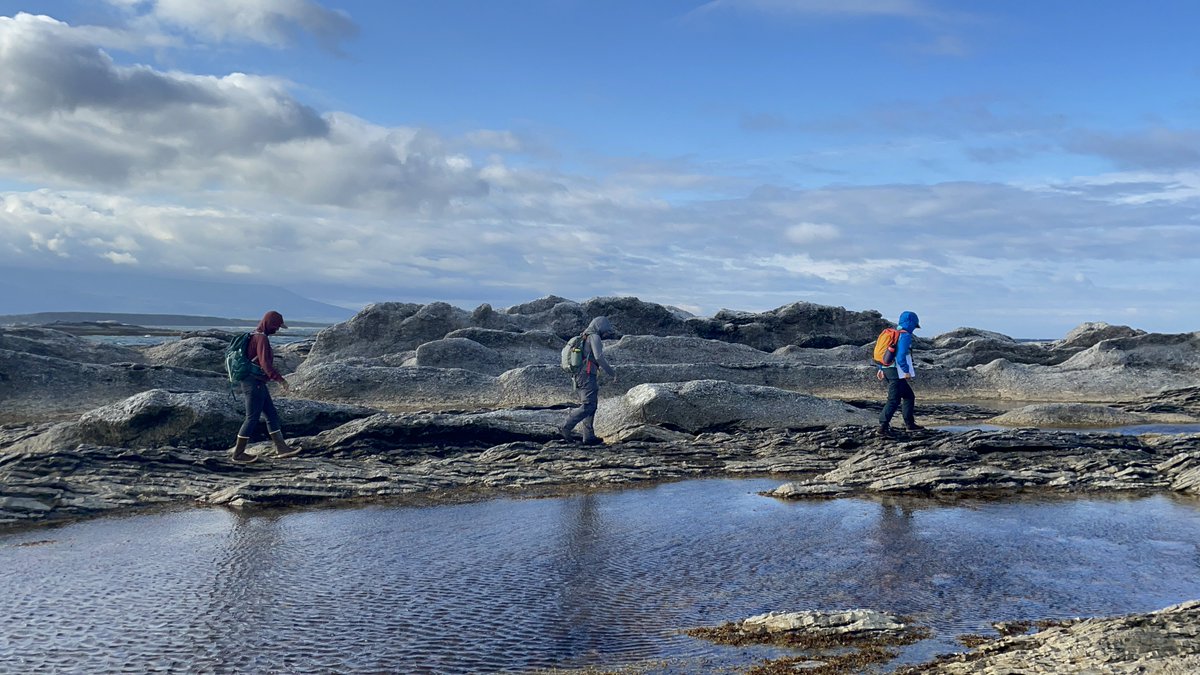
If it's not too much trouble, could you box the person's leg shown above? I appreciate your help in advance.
[578,378,601,444]
[232,380,265,462]
[879,370,902,434]
[561,376,599,441]
[899,380,921,429]
[260,387,301,458]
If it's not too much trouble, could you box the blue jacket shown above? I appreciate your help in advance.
[893,311,920,377]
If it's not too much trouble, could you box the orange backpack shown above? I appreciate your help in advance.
[872,328,906,366]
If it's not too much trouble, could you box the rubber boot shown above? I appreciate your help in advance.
[269,430,301,458]
[230,435,257,464]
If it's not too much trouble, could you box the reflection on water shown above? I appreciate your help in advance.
[4,481,1200,673]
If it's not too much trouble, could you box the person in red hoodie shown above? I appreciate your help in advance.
[231,310,301,463]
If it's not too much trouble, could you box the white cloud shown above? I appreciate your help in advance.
[104,0,358,50]
[103,251,138,265]
[0,14,492,210]
[785,222,840,244]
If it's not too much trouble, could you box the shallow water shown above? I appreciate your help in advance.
[81,325,321,347]
[4,480,1200,673]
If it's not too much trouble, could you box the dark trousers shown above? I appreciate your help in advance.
[238,379,282,437]
[880,369,916,427]
[563,374,599,439]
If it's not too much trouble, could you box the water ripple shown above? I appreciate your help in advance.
[3,481,1200,672]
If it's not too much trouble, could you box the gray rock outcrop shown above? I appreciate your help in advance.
[0,326,144,364]
[12,389,377,452]
[899,600,1200,675]
[594,380,874,438]
[0,349,227,422]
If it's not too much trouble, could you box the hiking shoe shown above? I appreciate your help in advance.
[581,436,605,446]
[905,423,926,431]
[877,424,893,438]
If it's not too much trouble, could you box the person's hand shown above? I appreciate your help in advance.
[875,369,885,381]
[278,378,291,394]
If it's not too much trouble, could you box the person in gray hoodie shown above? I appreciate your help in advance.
[560,316,618,445]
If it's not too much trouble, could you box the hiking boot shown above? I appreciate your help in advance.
[877,424,894,438]
[558,426,575,443]
[270,430,302,458]
[905,423,926,431]
[580,436,605,446]
[230,435,258,464]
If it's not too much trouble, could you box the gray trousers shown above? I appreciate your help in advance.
[562,374,599,439]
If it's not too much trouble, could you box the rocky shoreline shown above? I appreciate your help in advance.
[3,295,1200,672]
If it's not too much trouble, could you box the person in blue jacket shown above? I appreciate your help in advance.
[878,310,924,437]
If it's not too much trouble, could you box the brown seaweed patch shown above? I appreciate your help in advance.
[956,633,991,648]
[746,645,900,675]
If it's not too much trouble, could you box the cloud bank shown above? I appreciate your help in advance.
[1,7,1198,337]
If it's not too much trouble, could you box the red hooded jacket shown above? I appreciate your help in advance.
[246,310,287,382]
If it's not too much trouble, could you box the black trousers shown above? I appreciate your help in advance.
[563,373,599,439]
[238,379,282,437]
[880,369,916,427]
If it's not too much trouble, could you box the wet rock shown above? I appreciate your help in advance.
[6,424,1200,530]
[900,600,1200,675]
[688,608,928,674]
[594,380,875,437]
[766,429,1182,497]
[741,609,907,636]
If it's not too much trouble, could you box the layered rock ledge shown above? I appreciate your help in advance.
[897,600,1200,675]
[4,417,1199,530]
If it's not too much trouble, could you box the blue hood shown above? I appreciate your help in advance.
[898,311,920,332]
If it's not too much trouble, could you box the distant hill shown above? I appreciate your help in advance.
[0,312,331,328]
[0,267,355,323]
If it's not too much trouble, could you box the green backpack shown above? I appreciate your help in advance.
[560,332,588,374]
[224,332,265,384]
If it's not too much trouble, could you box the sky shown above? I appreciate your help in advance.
[0,0,1198,338]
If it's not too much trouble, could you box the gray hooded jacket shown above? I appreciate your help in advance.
[582,316,616,377]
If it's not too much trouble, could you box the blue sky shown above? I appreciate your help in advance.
[0,0,1198,337]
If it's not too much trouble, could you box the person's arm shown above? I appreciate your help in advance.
[250,334,285,382]
[894,332,913,377]
[588,333,616,377]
